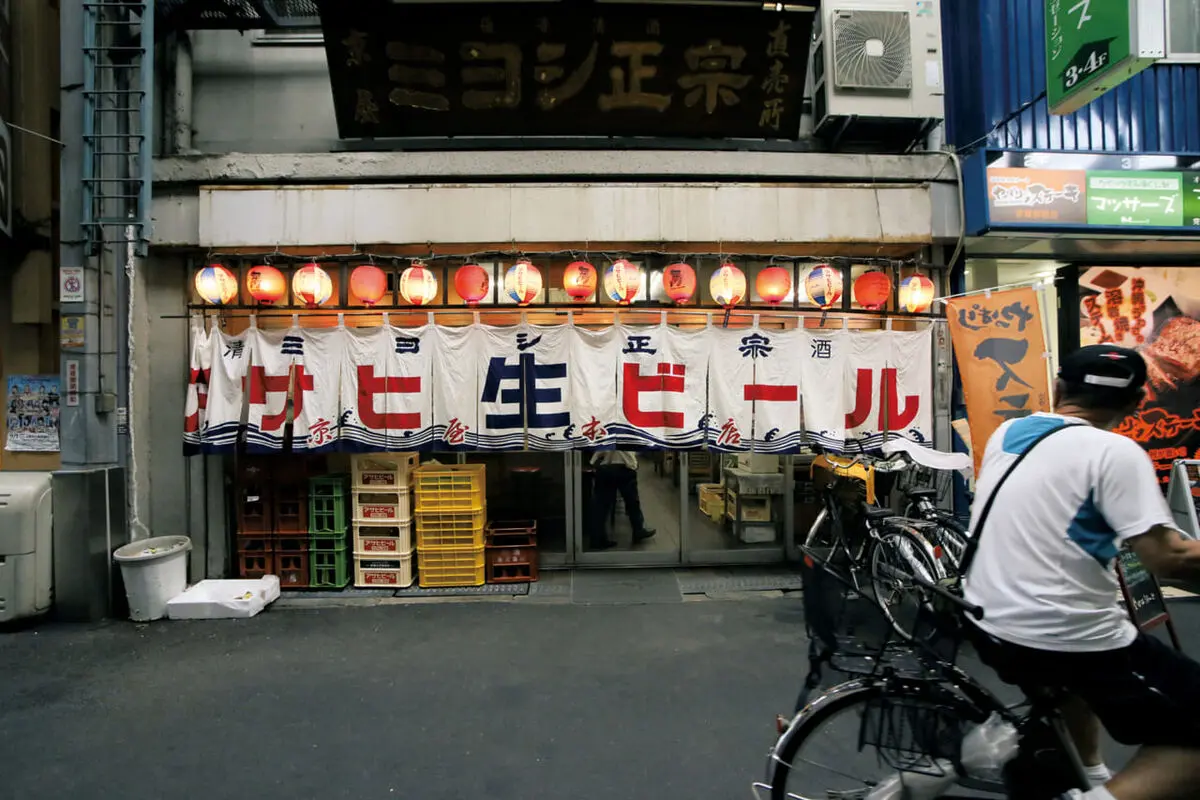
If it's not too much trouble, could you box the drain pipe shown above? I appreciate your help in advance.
[171,31,194,154]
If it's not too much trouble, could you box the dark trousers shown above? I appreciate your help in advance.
[592,464,646,545]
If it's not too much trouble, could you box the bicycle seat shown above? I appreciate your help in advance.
[906,488,938,501]
[862,505,893,522]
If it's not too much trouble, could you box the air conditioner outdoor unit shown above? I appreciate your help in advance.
[811,1,945,147]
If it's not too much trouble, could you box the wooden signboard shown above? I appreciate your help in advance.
[315,0,813,140]
[1115,547,1181,650]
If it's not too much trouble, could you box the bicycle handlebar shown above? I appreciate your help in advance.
[875,562,985,621]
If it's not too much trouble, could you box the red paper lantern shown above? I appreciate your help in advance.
[662,263,697,304]
[709,262,746,308]
[603,259,641,305]
[245,265,287,306]
[349,265,388,306]
[399,264,438,306]
[292,263,333,308]
[194,264,238,305]
[455,263,491,306]
[755,266,792,306]
[563,260,597,302]
[853,270,892,311]
[899,274,936,313]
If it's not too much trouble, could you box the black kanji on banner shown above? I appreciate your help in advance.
[316,0,813,140]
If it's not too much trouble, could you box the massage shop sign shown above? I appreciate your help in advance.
[184,324,934,455]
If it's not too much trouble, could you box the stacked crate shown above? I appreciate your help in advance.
[484,521,538,584]
[352,453,418,588]
[309,475,351,589]
[414,463,487,588]
[235,458,312,588]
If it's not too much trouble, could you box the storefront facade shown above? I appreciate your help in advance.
[138,1,963,581]
[942,0,1200,483]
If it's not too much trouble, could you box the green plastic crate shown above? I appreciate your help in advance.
[308,475,349,534]
[309,531,348,553]
[310,547,350,589]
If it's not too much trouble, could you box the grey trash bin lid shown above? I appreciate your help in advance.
[113,535,192,563]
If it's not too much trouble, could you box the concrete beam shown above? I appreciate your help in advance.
[154,150,959,186]
[173,182,937,248]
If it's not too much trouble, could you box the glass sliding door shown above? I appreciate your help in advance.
[571,450,684,566]
[681,452,790,565]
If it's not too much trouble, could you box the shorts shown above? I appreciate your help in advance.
[967,622,1200,748]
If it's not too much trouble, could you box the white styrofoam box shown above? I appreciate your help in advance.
[0,471,53,622]
[354,551,415,588]
[737,454,780,473]
[166,576,281,620]
[353,487,411,522]
[738,524,777,544]
[352,453,418,491]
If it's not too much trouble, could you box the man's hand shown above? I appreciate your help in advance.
[1129,525,1200,582]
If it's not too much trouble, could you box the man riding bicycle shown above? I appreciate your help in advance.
[962,344,1200,800]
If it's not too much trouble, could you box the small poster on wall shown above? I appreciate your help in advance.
[5,375,61,452]
[1080,268,1200,484]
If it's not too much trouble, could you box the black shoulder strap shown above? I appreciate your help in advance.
[959,423,1075,575]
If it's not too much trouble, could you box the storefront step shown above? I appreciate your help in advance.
[270,566,803,608]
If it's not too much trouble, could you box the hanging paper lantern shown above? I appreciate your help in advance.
[292,263,333,308]
[709,262,746,308]
[504,260,542,306]
[755,266,792,306]
[399,263,438,306]
[563,260,597,302]
[899,274,936,313]
[194,264,238,305]
[662,262,697,304]
[853,270,892,311]
[349,265,388,306]
[603,259,641,305]
[246,265,287,306]
[454,263,491,306]
[804,264,844,310]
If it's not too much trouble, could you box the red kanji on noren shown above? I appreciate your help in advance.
[356,365,422,430]
[246,365,314,432]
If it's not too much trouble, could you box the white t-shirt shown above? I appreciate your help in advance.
[962,413,1176,652]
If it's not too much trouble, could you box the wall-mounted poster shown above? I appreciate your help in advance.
[1080,267,1200,483]
[5,375,61,452]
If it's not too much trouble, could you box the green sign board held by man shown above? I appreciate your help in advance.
[1045,0,1165,116]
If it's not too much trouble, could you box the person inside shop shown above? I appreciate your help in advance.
[962,345,1200,800]
[589,450,655,550]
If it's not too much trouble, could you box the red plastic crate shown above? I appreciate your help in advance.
[238,550,272,579]
[275,547,310,588]
[484,544,539,584]
[485,520,537,548]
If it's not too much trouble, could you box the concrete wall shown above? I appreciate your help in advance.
[188,30,339,154]
[128,255,194,543]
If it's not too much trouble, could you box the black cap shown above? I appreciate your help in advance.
[1059,344,1147,393]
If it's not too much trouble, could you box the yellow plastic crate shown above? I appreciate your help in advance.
[415,507,486,549]
[414,463,486,512]
[418,544,486,588]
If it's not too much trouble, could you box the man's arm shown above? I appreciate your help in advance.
[1129,526,1200,582]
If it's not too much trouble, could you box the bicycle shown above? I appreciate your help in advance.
[806,447,951,637]
[879,439,973,569]
[752,548,1092,800]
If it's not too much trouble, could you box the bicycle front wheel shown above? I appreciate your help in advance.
[868,525,945,639]
[764,681,1003,800]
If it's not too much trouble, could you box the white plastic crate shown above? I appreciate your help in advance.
[353,521,413,555]
[352,487,411,523]
[354,551,415,588]
[352,453,418,491]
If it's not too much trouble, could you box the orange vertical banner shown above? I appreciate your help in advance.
[946,287,1052,476]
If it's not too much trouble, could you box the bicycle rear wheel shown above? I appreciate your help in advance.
[868,525,945,639]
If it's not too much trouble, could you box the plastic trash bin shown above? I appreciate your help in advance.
[113,536,192,622]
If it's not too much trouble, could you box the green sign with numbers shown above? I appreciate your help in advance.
[1045,0,1161,116]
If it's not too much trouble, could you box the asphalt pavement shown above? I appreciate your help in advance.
[2,586,1197,800]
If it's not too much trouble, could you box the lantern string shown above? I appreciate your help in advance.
[197,246,927,269]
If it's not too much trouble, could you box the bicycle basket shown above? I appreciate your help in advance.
[800,550,896,673]
[859,690,966,778]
